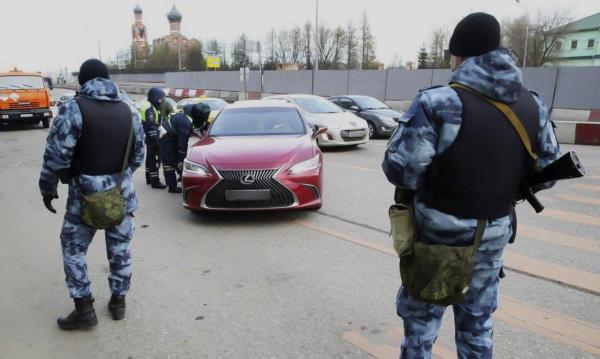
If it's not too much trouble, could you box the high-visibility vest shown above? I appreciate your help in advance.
[140,100,159,124]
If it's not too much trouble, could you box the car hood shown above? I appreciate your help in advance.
[363,108,404,119]
[188,134,315,169]
[303,111,367,129]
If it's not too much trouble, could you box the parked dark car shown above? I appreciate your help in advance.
[328,95,404,138]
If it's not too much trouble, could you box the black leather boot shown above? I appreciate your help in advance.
[151,181,167,189]
[168,186,183,193]
[108,295,126,320]
[57,296,98,330]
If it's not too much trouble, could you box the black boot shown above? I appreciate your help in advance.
[151,181,167,189]
[108,295,126,320]
[168,186,183,193]
[57,296,98,330]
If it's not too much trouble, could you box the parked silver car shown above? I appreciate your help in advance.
[264,94,369,147]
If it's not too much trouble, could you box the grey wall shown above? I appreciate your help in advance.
[161,67,600,110]
[385,70,431,101]
[110,73,165,83]
[553,67,600,110]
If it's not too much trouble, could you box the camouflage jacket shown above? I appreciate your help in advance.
[382,48,560,244]
[39,78,145,217]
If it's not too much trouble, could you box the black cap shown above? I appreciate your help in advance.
[78,59,109,86]
[449,12,501,57]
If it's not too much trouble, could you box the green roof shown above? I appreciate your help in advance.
[562,12,600,32]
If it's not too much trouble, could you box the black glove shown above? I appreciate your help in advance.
[43,193,59,214]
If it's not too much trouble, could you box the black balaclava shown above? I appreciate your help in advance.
[147,87,166,109]
[78,59,109,86]
[449,12,501,57]
[190,103,211,129]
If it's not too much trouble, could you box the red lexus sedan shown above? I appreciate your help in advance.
[181,101,326,211]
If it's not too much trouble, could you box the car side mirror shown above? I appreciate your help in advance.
[312,125,328,139]
[349,105,359,111]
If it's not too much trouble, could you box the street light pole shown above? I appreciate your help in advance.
[516,0,529,67]
[311,0,319,94]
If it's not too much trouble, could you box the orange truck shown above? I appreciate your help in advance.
[0,68,53,128]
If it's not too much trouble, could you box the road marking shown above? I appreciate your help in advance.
[495,297,600,356]
[342,330,456,359]
[518,224,600,255]
[327,161,382,173]
[295,219,600,356]
[541,208,600,227]
[557,194,600,206]
[503,250,600,295]
[574,183,600,192]
[587,175,600,180]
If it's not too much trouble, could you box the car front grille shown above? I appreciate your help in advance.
[340,129,368,142]
[8,101,40,109]
[204,168,296,209]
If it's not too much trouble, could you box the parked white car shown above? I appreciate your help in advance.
[264,94,369,147]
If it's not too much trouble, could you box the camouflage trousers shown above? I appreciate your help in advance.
[60,213,134,298]
[396,219,511,359]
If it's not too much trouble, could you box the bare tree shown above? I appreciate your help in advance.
[346,21,360,69]
[428,28,449,68]
[503,9,571,66]
[360,11,377,69]
[317,25,336,69]
[264,29,277,69]
[303,21,313,69]
[331,26,347,69]
[291,26,304,64]
[276,30,292,64]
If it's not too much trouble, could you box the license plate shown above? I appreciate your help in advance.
[225,189,271,201]
[20,114,33,118]
[348,130,365,138]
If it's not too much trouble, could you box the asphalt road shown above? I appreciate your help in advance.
[0,89,599,359]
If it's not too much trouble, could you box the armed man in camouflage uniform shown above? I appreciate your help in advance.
[39,59,145,330]
[382,13,560,358]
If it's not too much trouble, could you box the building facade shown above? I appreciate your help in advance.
[131,4,150,62]
[547,12,600,66]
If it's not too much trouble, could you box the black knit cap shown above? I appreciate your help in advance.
[78,59,109,85]
[449,12,501,57]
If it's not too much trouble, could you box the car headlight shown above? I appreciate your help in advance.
[288,154,321,174]
[183,159,210,176]
[377,115,397,126]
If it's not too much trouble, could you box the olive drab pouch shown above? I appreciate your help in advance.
[389,188,416,256]
[79,117,133,230]
[389,204,416,257]
[400,219,486,306]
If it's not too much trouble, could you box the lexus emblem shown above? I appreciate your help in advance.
[240,174,255,185]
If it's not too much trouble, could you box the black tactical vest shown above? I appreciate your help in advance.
[420,86,540,219]
[73,97,132,175]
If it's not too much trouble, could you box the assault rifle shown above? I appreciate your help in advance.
[521,151,586,213]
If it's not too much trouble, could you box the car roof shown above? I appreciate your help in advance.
[270,94,322,100]
[178,97,224,103]
[226,100,298,109]
[329,95,372,99]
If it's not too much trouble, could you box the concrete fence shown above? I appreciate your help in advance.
[163,67,600,111]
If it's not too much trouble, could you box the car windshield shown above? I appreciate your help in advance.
[294,97,342,114]
[209,108,306,136]
[0,75,45,90]
[353,97,389,109]
[201,99,227,111]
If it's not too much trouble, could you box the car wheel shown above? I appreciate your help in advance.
[42,119,50,128]
[367,121,376,139]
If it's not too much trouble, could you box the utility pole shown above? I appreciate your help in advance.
[311,0,319,94]
[516,0,529,67]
